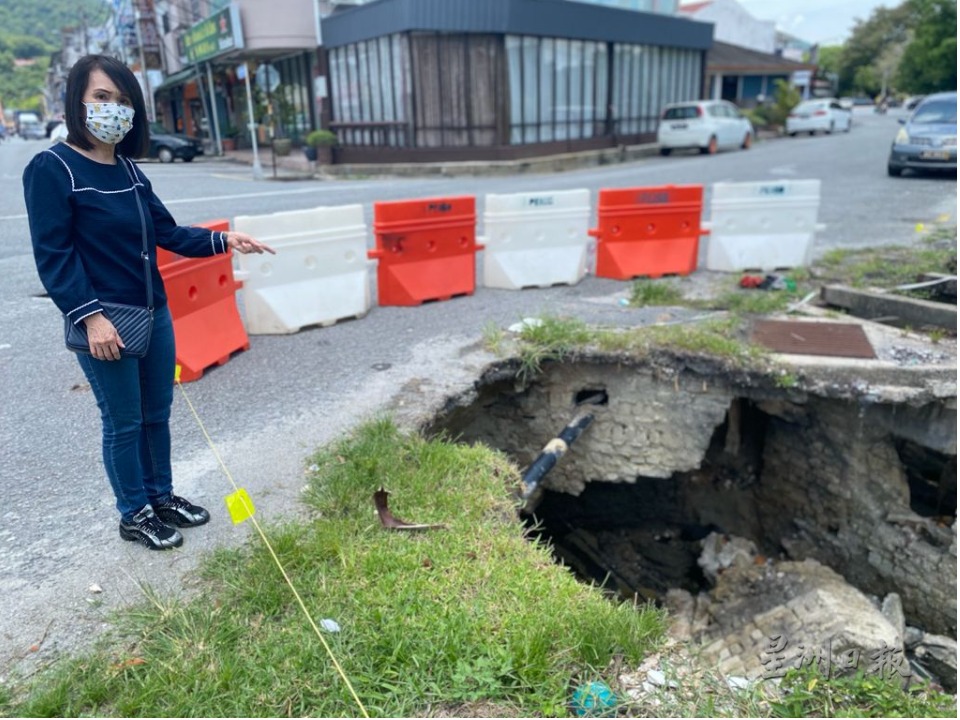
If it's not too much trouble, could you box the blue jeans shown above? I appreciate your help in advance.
[78,306,176,522]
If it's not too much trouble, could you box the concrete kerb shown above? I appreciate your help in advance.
[206,142,662,179]
[204,128,782,180]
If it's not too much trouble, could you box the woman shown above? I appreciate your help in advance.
[23,54,275,551]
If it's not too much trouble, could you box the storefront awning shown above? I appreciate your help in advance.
[154,66,199,93]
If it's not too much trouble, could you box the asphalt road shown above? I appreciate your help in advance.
[0,107,955,678]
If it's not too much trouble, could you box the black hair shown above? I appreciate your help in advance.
[64,54,149,158]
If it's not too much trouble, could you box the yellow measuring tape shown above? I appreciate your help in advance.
[175,368,369,718]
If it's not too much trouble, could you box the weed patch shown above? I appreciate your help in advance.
[812,240,957,290]
[630,279,686,307]
[769,667,956,718]
[510,315,766,381]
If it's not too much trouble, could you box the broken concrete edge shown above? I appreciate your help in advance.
[821,284,958,331]
[663,545,957,692]
[408,344,957,443]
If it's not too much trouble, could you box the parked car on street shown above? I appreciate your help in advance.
[143,123,204,163]
[887,91,957,177]
[18,119,46,140]
[785,98,852,136]
[656,100,753,155]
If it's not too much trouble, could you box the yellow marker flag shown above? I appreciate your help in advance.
[225,488,256,524]
[174,364,182,383]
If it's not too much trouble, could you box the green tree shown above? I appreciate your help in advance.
[7,34,52,59]
[896,0,957,93]
[838,3,912,94]
[816,45,843,76]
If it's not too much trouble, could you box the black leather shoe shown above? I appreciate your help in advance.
[119,505,183,550]
[153,494,211,528]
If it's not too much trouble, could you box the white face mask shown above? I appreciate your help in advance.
[83,102,135,144]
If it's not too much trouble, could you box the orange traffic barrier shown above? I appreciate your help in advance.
[156,247,182,268]
[369,196,483,306]
[588,185,709,279]
[159,219,249,382]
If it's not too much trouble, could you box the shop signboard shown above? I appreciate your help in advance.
[183,3,245,65]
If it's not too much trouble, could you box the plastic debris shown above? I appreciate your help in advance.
[507,317,544,333]
[571,680,618,717]
[739,273,796,291]
[320,618,341,633]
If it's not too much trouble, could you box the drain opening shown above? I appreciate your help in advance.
[895,439,957,519]
[524,399,770,601]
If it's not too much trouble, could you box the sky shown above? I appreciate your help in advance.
[720,0,897,46]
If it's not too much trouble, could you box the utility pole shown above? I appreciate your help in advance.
[79,3,90,54]
[133,1,156,122]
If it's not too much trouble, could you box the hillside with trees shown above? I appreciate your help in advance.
[0,0,108,112]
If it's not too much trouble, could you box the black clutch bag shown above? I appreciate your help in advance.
[65,302,153,358]
[64,158,154,359]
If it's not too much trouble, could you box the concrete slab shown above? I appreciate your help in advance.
[821,284,957,330]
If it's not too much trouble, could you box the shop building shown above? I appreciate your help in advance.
[153,0,320,151]
[321,0,713,163]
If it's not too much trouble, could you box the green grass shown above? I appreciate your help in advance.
[630,279,686,307]
[511,314,767,382]
[4,420,664,718]
[481,320,506,355]
[813,241,957,290]
[698,288,801,315]
[768,667,956,718]
[516,316,594,381]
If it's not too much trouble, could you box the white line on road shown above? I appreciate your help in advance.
[0,183,386,220]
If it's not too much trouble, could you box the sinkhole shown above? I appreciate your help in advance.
[426,356,957,639]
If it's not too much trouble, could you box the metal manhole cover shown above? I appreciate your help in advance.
[751,320,876,358]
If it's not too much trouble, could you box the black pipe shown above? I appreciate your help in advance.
[521,411,594,514]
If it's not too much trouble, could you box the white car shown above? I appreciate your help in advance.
[657,100,754,155]
[786,99,852,136]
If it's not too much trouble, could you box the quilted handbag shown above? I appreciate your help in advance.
[64,158,154,359]
[65,302,153,358]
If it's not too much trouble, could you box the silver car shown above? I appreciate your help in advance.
[888,91,957,177]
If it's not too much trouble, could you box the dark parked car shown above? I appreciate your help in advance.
[144,123,204,163]
[888,91,957,177]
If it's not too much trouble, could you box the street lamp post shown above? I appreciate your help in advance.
[240,63,264,180]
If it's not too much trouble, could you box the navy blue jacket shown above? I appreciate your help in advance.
[23,143,228,325]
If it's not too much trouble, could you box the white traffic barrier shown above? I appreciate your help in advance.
[704,179,825,272]
[233,204,371,334]
[481,188,592,289]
